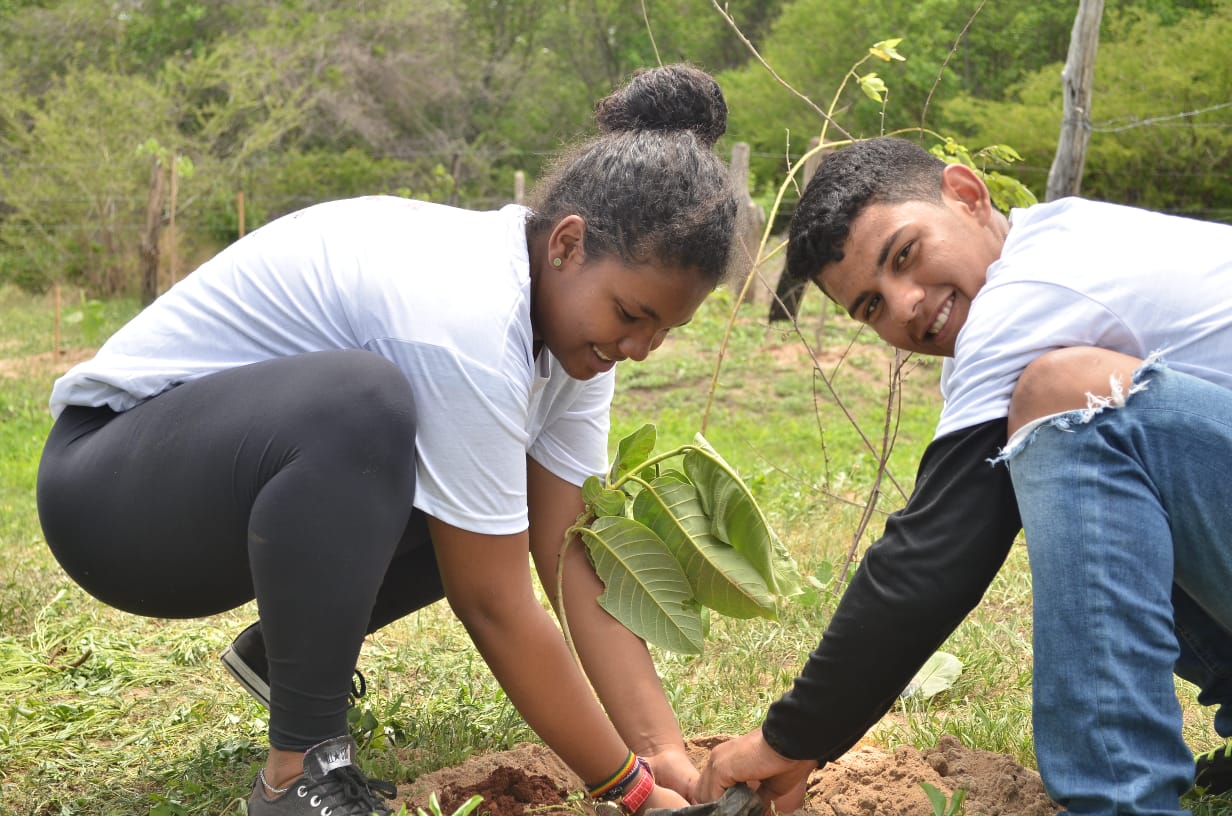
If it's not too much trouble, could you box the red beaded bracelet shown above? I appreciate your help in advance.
[592,755,654,815]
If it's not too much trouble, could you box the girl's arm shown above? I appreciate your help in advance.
[525,457,698,801]
[427,511,688,811]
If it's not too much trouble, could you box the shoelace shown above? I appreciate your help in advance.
[350,670,367,702]
[306,765,397,815]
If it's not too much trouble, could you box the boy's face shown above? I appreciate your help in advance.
[818,165,1007,358]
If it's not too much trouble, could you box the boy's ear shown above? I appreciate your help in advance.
[940,163,993,218]
[547,215,587,267]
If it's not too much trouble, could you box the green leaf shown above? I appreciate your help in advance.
[857,72,887,102]
[578,516,704,654]
[974,143,1024,166]
[683,435,801,598]
[632,474,777,620]
[609,424,656,480]
[920,782,948,816]
[582,475,628,517]
[901,651,963,700]
[869,38,905,62]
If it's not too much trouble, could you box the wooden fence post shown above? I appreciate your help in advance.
[236,191,246,238]
[513,170,525,205]
[138,157,167,307]
[729,142,767,305]
[1046,0,1104,201]
[53,283,61,359]
[768,137,827,323]
[167,150,179,287]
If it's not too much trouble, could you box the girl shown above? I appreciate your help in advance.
[37,64,739,816]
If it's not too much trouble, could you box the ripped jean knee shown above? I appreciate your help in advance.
[998,352,1167,463]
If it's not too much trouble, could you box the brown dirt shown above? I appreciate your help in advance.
[397,736,1057,816]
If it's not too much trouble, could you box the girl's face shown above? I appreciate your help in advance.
[533,252,712,380]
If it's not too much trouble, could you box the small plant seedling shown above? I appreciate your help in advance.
[920,782,966,816]
[392,791,483,816]
[562,424,801,655]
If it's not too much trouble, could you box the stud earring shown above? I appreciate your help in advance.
[552,257,562,268]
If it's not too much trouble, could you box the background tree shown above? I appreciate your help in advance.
[0,0,1228,296]
[942,0,1232,220]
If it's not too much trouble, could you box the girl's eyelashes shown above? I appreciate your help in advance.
[617,303,636,322]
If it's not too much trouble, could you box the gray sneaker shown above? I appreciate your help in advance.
[221,622,366,709]
[248,735,398,816]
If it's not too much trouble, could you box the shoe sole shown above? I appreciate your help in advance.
[220,644,271,709]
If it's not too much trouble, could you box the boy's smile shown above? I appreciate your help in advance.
[818,164,1009,358]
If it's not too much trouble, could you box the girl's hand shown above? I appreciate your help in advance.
[643,781,689,812]
[642,745,699,803]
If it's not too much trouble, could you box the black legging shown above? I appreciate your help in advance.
[37,350,446,750]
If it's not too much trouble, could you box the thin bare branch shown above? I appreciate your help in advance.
[838,352,905,585]
[708,0,853,142]
[920,0,987,132]
[640,0,663,67]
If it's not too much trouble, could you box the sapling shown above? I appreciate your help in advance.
[559,424,801,655]
[920,782,967,816]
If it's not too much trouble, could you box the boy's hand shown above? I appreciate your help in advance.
[697,728,815,812]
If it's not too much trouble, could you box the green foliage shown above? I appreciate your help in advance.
[940,1,1232,218]
[1,0,1227,297]
[62,296,106,346]
[406,792,484,816]
[569,425,801,655]
[929,138,1039,212]
[0,66,175,293]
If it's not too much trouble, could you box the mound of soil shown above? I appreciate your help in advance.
[398,736,1058,816]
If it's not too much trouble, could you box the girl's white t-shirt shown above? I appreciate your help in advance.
[49,196,614,535]
[937,198,1232,438]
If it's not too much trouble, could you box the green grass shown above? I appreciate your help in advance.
[0,283,1224,814]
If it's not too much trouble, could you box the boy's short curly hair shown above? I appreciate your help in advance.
[786,138,946,298]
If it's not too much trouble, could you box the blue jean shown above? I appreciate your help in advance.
[1005,363,1232,815]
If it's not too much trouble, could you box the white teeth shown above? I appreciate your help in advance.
[929,296,954,336]
[593,345,613,362]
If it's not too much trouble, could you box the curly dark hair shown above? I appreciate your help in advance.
[785,137,946,298]
[526,64,739,287]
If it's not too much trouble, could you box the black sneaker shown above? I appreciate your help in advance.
[248,735,398,816]
[1195,740,1232,796]
[220,622,366,709]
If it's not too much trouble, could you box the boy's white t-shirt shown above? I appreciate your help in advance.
[49,196,614,535]
[936,198,1232,438]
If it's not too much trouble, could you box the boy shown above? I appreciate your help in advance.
[697,137,1232,815]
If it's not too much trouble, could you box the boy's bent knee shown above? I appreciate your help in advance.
[1007,347,1143,438]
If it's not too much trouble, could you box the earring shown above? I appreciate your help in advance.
[552,257,562,268]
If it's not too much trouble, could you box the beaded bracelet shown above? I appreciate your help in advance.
[590,754,654,816]
[588,751,639,799]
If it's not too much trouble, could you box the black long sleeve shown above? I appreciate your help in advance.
[761,418,1022,762]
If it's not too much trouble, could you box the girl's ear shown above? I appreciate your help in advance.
[547,215,587,268]
[940,163,993,220]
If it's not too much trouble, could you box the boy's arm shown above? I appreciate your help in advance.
[762,417,1021,761]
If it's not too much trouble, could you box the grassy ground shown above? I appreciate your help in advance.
[0,284,1224,814]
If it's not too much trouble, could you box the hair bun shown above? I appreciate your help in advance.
[594,63,728,148]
